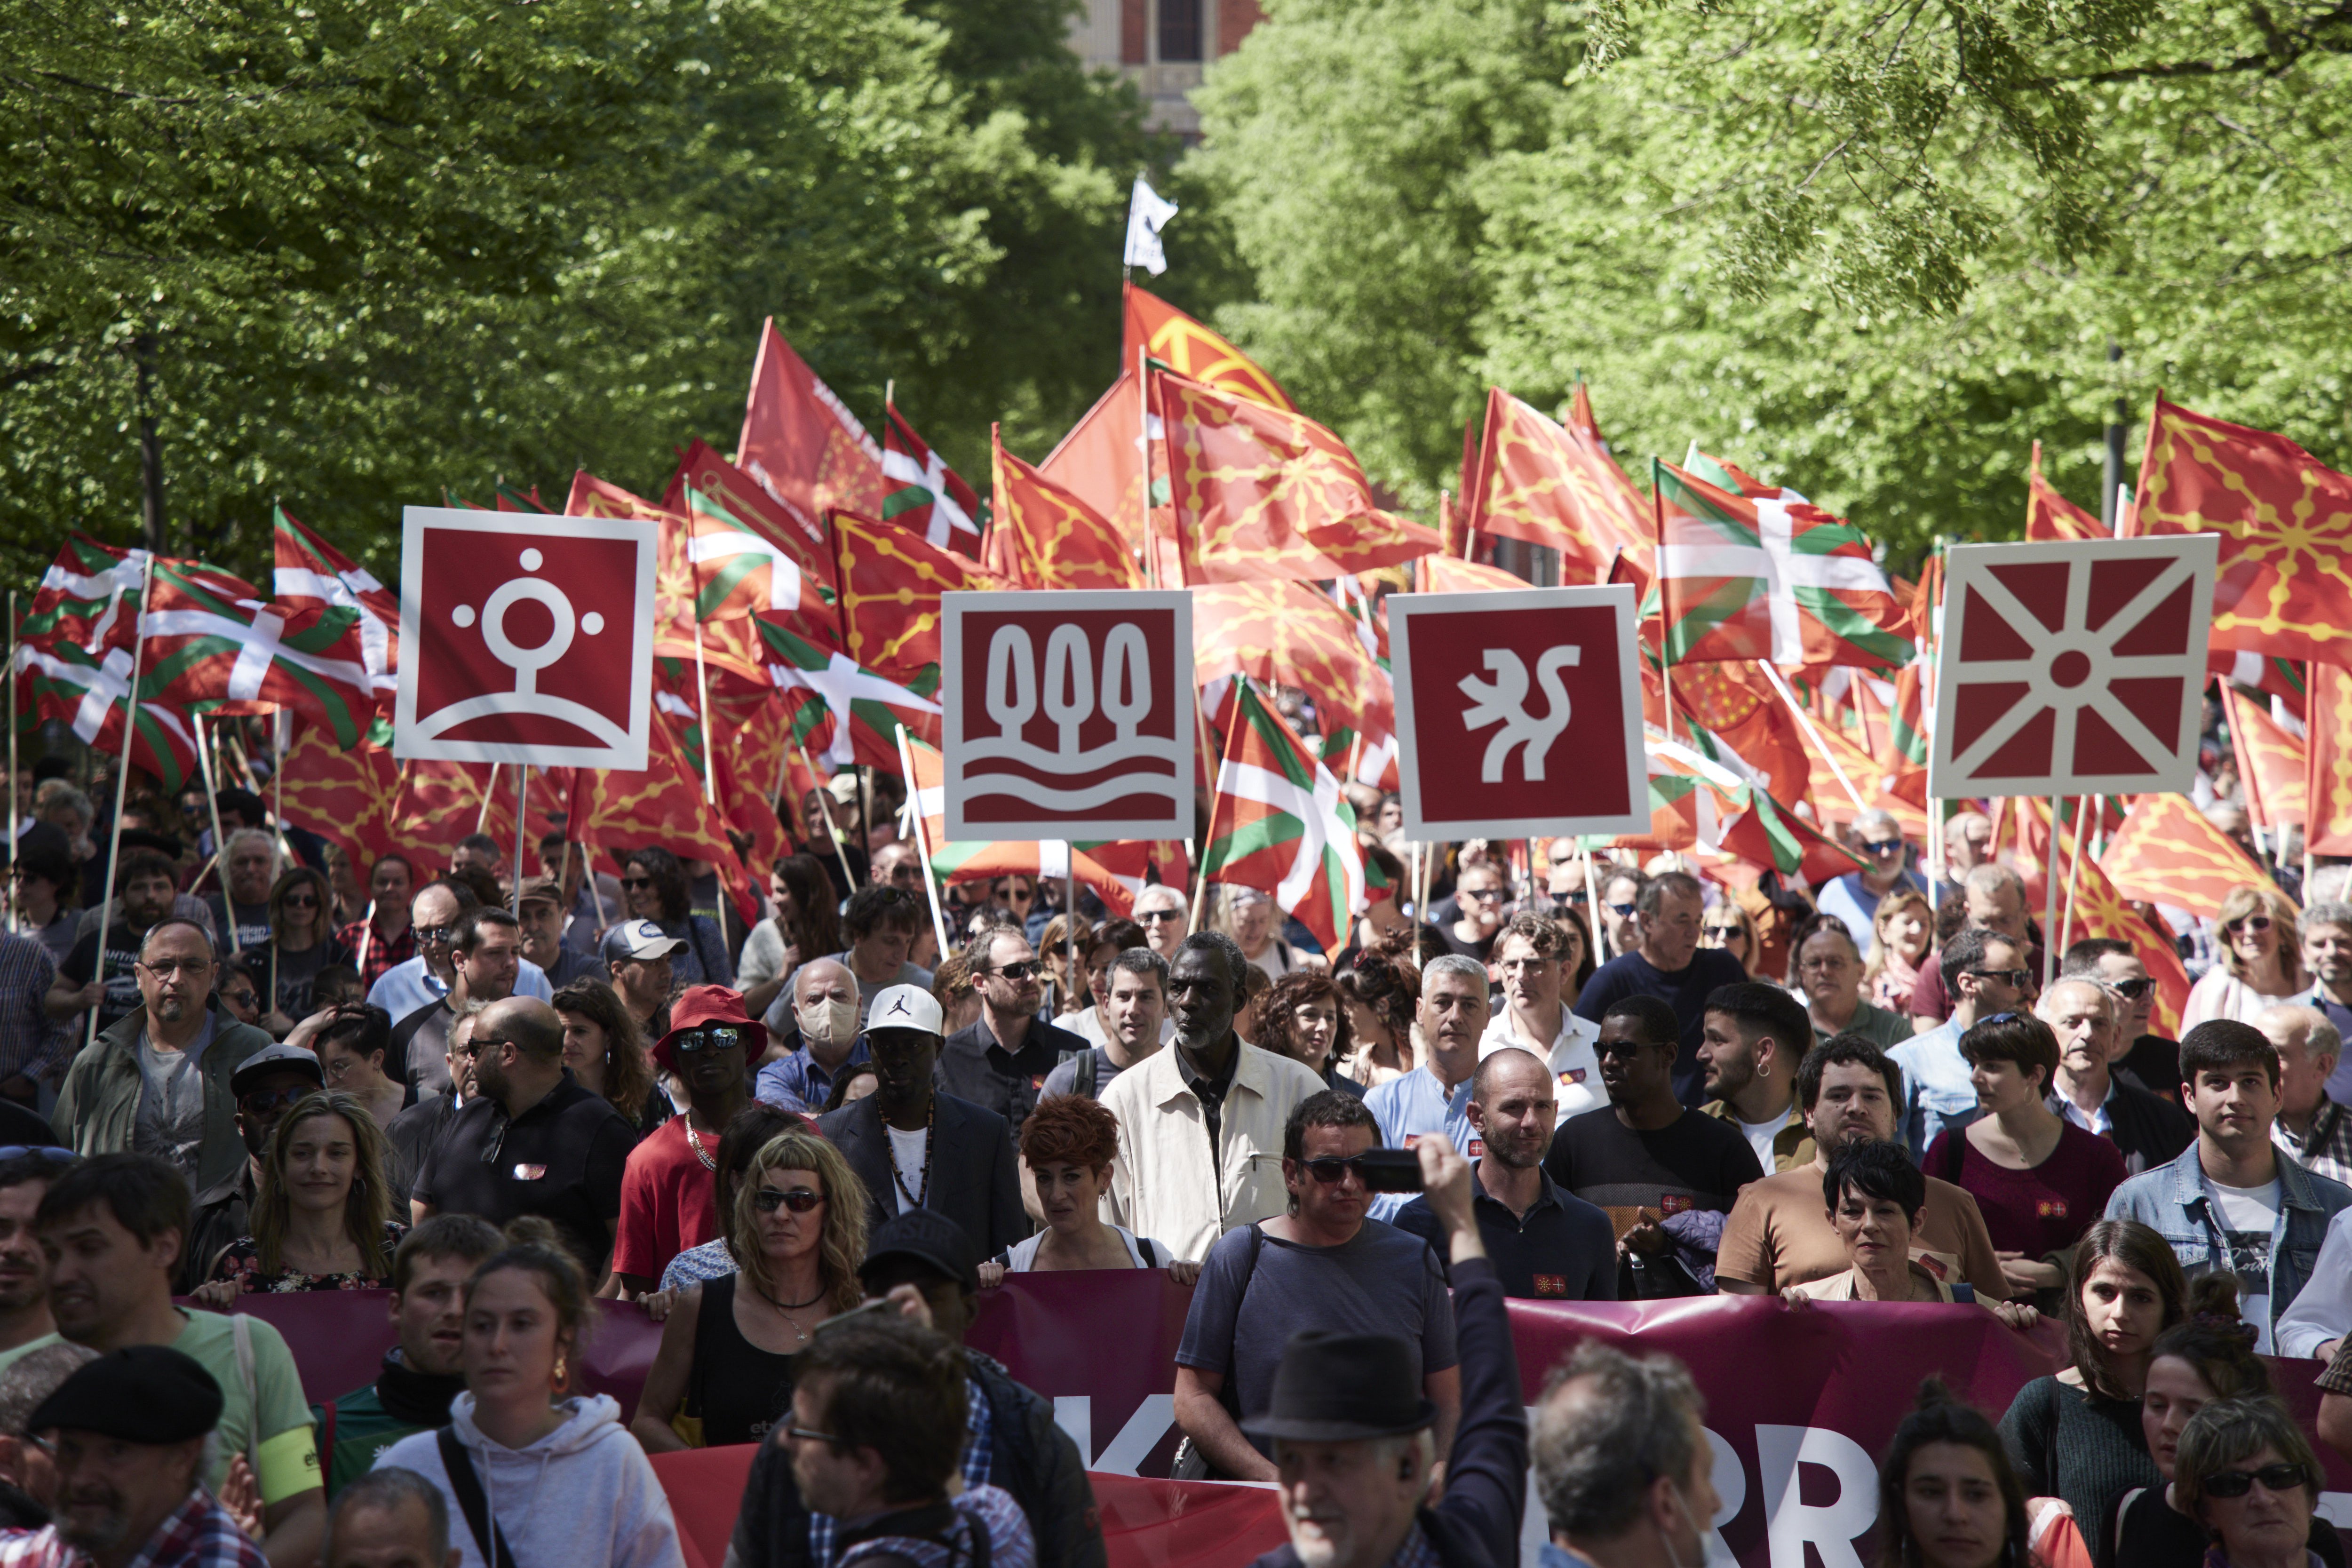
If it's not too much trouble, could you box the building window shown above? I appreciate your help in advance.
[1159,0,1201,61]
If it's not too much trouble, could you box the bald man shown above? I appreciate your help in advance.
[2041,977,2193,1176]
[410,996,636,1279]
[756,958,869,1114]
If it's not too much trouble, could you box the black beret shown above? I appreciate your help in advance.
[27,1347,222,1444]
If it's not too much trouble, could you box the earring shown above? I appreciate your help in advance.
[552,1352,568,1388]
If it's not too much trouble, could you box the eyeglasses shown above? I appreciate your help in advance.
[1137,909,1183,924]
[238,1086,313,1117]
[1860,838,1903,856]
[457,1034,506,1060]
[1966,969,2032,989]
[1302,1156,1374,1184]
[1594,1037,1656,1059]
[753,1187,823,1214]
[2104,976,2155,1000]
[672,1026,746,1054]
[620,876,652,890]
[2226,914,2274,935]
[1605,901,1637,918]
[780,1425,843,1448]
[2199,1461,2308,1499]
[283,895,319,910]
[990,961,1041,982]
[1703,925,1747,941]
[135,959,212,978]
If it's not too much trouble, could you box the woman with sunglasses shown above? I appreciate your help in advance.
[194,1090,402,1300]
[620,845,733,987]
[2171,1396,2336,1568]
[240,867,351,1039]
[2186,885,2307,1030]
[1701,901,1761,977]
[1865,888,1938,1013]
[1039,912,1092,1017]
[629,1129,869,1452]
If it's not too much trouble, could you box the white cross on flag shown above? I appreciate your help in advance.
[1928,535,2220,798]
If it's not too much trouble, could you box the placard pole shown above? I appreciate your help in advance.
[2042,796,2062,992]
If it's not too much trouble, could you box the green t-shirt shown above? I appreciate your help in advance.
[311,1383,428,1499]
[173,1309,321,1504]
[0,1333,62,1377]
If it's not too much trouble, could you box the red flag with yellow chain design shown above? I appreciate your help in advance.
[1458,386,1654,588]
[985,426,1139,590]
[277,722,402,875]
[1154,371,1440,584]
[831,509,1007,683]
[2219,681,2307,835]
[2026,442,2107,543]
[563,705,752,918]
[2063,823,2193,1038]
[1122,283,1297,413]
[1191,582,1394,752]
[2304,663,2352,855]
[563,470,772,682]
[2127,394,2352,662]
[2098,792,2284,920]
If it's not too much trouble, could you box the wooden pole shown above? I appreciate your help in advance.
[894,725,951,957]
[511,764,529,916]
[192,718,238,955]
[690,621,718,805]
[475,762,500,837]
[2061,795,2089,957]
[1761,661,1868,813]
[2042,797,2062,992]
[1581,846,1604,959]
[88,556,153,1056]
[796,740,859,895]
[5,590,15,935]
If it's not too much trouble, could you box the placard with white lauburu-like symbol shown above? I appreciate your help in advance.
[941,590,1194,841]
[394,508,657,769]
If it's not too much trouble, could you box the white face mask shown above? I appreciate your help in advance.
[797,995,858,1050]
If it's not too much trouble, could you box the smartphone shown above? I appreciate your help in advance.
[1357,1147,1425,1194]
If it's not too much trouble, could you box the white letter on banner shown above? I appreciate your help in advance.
[1054,1397,1091,1465]
[1755,1425,1878,1568]
[1090,1394,1177,1476]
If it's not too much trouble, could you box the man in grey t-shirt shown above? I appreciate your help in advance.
[134,1010,213,1179]
[1171,1090,1459,1481]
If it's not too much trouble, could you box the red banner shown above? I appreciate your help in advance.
[223,1275,2352,1568]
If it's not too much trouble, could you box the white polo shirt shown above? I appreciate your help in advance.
[1479,1007,1605,1118]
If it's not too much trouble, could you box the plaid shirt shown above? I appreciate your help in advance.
[0,933,61,1084]
[337,915,416,994]
[2276,1096,2352,1190]
[810,1374,994,1568]
[0,1489,267,1568]
[1384,1524,1441,1568]
[835,1486,1034,1568]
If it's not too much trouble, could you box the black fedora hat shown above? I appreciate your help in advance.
[1240,1330,1436,1443]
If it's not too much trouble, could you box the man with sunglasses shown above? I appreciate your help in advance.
[1905,863,2039,1032]
[1812,809,1925,949]
[610,986,758,1297]
[389,907,532,1106]
[365,881,551,1035]
[938,928,1087,1131]
[182,1041,325,1295]
[1131,885,1189,961]
[1889,926,2033,1161]
[410,996,635,1283]
[52,919,269,1203]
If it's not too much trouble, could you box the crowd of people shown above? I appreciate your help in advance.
[0,713,2346,1568]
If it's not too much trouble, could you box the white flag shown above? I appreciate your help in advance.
[1123,176,1180,276]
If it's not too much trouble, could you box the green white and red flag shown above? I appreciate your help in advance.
[1654,456,1912,669]
[1199,682,1367,955]
[758,621,940,773]
[1595,736,1861,883]
[138,559,375,748]
[14,640,199,791]
[272,505,397,697]
[883,404,988,556]
[897,735,1145,913]
[21,535,149,655]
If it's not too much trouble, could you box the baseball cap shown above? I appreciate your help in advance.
[516,876,563,907]
[230,1040,326,1099]
[858,1208,979,1296]
[866,983,943,1037]
[601,919,687,964]
[823,774,862,805]
[29,1346,223,1445]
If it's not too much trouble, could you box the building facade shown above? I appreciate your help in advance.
[1067,0,1266,137]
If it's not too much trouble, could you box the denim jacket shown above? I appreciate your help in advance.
[2102,1142,2352,1337]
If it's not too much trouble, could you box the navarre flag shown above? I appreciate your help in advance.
[985,428,1139,590]
[1654,458,1911,669]
[883,404,987,554]
[759,620,941,772]
[1122,283,1296,412]
[2026,443,2107,543]
[1457,386,1654,588]
[273,506,397,692]
[1200,683,1367,955]
[278,721,402,873]
[2066,844,2193,1040]
[831,511,1003,683]
[735,319,885,534]
[2221,680,2307,834]
[2128,393,2352,663]
[1417,554,1529,594]
[2099,792,2283,920]
[2305,664,2352,856]
[1155,370,1438,583]
[1192,581,1394,754]
[139,559,375,748]
[1670,659,1813,808]
[564,712,755,922]
[567,470,775,679]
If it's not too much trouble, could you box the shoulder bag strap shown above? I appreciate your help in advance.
[1940,1125,1968,1184]
[1075,1048,1096,1100]
[231,1312,261,1468]
[437,1427,517,1568]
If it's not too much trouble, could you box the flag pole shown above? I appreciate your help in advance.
[511,764,528,916]
[1189,693,1231,939]
[893,725,951,957]
[796,739,859,895]
[1760,661,1868,812]
[1652,460,1677,744]
[475,763,500,838]
[1580,845,1604,960]
[2041,796,2062,992]
[271,709,288,861]
[191,718,239,955]
[690,621,717,805]
[2061,795,2088,956]
[1061,840,1079,1006]
[4,589,16,935]
[89,554,153,1056]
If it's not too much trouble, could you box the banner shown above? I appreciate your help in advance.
[221,1277,2352,1568]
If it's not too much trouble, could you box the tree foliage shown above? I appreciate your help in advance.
[1190,0,2352,565]
[0,0,1155,583]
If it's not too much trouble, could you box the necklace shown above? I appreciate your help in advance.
[757,1283,826,1345]
[683,1112,716,1172]
[887,1098,936,1211]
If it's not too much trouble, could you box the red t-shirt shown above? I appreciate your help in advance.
[610,1115,718,1281]
[1924,1120,2126,1259]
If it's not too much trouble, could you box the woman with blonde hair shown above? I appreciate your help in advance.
[2184,884,2305,1028]
[199,1090,402,1296]
[1864,888,1936,1013]
[243,865,352,1036]
[1701,899,1762,978]
[629,1128,870,1451]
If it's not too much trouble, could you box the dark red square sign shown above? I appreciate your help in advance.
[394,508,657,768]
[1390,585,1648,839]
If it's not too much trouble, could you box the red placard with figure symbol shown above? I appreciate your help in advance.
[1929,535,2219,798]
[941,590,1193,840]
[394,508,657,768]
[1390,585,1648,840]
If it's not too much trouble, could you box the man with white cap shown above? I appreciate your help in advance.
[602,919,686,1039]
[815,983,1023,1263]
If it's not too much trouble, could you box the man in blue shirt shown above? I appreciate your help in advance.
[1571,872,1747,1105]
[754,958,868,1114]
[1889,927,2030,1161]
[1367,954,1490,1160]
[1812,809,1926,943]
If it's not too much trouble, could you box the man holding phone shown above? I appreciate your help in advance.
[1171,1091,1460,1482]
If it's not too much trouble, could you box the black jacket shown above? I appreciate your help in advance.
[818,1092,1026,1262]
[1247,1257,1526,1568]
[723,1348,1106,1568]
[2044,1075,2195,1178]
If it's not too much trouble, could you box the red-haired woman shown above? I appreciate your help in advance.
[977,1096,1200,1287]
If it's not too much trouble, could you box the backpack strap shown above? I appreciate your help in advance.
[438,1428,516,1568]
[1939,1125,1968,1185]
[1074,1048,1097,1100]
